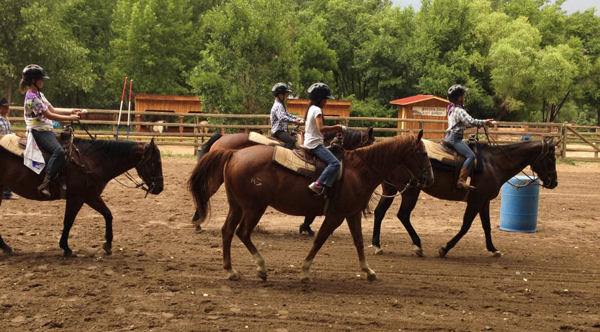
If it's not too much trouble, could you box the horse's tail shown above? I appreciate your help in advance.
[188,149,235,225]
[199,132,223,158]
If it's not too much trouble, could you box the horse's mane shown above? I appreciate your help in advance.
[73,138,140,159]
[348,135,413,168]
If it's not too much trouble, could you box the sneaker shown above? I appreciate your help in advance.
[3,194,18,200]
[308,182,324,195]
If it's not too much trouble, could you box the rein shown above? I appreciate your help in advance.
[74,120,158,196]
[480,127,554,188]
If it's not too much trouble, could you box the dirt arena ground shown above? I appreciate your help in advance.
[0,154,599,332]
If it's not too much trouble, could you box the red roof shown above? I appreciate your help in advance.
[390,95,449,105]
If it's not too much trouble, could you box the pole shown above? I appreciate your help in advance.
[126,79,133,140]
[116,76,128,140]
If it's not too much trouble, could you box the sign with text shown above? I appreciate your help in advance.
[412,106,446,117]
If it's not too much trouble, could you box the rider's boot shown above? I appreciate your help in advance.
[38,174,52,197]
[457,167,475,190]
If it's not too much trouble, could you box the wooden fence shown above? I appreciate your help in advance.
[7,107,600,161]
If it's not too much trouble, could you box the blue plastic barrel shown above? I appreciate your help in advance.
[499,175,540,232]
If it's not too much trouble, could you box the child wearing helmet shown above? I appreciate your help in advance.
[20,64,81,197]
[304,83,345,195]
[270,82,304,150]
[445,84,493,190]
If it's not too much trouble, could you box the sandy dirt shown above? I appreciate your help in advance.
[0,155,599,332]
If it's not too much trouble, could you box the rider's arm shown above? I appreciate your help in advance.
[272,102,300,124]
[44,106,79,122]
[315,115,344,134]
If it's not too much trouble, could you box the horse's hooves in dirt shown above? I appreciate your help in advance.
[374,247,384,255]
[228,271,240,281]
[1,245,14,254]
[367,273,377,281]
[438,247,448,258]
[194,226,204,234]
[491,250,502,257]
[103,244,112,255]
[413,245,424,257]
[300,276,312,284]
[257,270,267,281]
[299,224,315,237]
[63,251,77,258]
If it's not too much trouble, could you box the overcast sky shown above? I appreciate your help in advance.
[390,0,598,14]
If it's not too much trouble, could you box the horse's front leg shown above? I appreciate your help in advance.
[480,201,501,257]
[346,212,376,281]
[85,196,114,255]
[301,215,345,283]
[397,189,423,257]
[60,198,85,257]
[0,234,13,254]
[372,192,395,254]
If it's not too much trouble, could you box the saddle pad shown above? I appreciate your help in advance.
[249,132,283,147]
[422,139,455,165]
[272,146,316,177]
[0,134,25,156]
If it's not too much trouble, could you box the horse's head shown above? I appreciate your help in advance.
[403,130,434,188]
[135,138,164,195]
[333,127,375,150]
[530,137,558,189]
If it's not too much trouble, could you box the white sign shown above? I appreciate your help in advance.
[412,106,446,117]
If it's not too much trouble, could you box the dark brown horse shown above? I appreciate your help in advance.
[0,137,163,257]
[189,131,433,282]
[191,128,375,228]
[372,138,558,258]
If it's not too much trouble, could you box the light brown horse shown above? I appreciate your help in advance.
[189,131,433,282]
[372,138,558,258]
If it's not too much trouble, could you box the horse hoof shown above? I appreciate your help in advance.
[438,247,447,258]
[2,245,14,254]
[491,250,502,257]
[300,276,312,283]
[228,271,240,281]
[103,243,112,255]
[299,224,315,237]
[374,247,384,255]
[194,226,204,234]
[257,270,267,281]
[413,246,424,257]
[64,251,77,258]
[367,273,377,281]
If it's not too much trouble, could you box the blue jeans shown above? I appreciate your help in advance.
[31,129,65,178]
[445,133,475,170]
[310,144,340,188]
[3,187,12,198]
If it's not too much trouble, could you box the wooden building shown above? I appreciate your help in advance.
[390,95,450,139]
[134,94,202,133]
[286,99,351,119]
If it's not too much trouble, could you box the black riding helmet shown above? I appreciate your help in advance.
[272,82,293,97]
[447,84,467,103]
[23,64,50,82]
[307,83,334,101]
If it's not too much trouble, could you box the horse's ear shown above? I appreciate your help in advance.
[150,137,156,147]
[417,129,423,142]
[368,127,373,138]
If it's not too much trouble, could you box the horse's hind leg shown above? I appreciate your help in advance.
[480,201,501,257]
[60,198,85,257]
[235,206,268,281]
[0,234,13,254]
[301,215,345,283]
[85,196,114,255]
[346,212,376,281]
[439,203,479,258]
[222,202,243,280]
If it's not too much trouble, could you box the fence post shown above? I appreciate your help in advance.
[193,115,198,156]
[561,122,568,161]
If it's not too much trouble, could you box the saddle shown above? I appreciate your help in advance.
[422,139,482,172]
[272,144,344,180]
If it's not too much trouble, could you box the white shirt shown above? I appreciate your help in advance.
[303,105,323,149]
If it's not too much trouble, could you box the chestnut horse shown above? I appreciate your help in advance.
[371,138,558,258]
[189,131,433,282]
[0,137,164,257]
[191,128,375,227]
